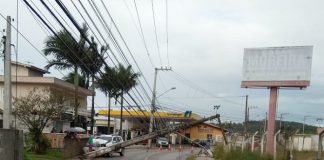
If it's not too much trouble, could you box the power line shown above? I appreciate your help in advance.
[165,0,170,67]
[150,0,162,66]
[57,0,168,127]
[132,0,155,67]
[82,0,155,119]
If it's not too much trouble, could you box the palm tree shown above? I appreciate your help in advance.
[62,72,87,88]
[81,36,108,134]
[43,25,89,127]
[113,64,140,137]
[97,66,118,134]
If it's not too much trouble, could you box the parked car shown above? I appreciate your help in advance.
[156,137,169,147]
[83,134,125,157]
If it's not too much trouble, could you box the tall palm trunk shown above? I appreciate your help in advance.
[119,91,124,137]
[90,75,95,134]
[107,93,111,134]
[74,66,79,127]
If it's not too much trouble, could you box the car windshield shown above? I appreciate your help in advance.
[98,136,112,142]
[158,137,167,141]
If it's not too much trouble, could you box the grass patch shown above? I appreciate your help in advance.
[24,149,62,160]
[213,145,273,160]
[186,154,197,160]
[213,144,323,160]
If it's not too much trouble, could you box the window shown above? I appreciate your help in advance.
[113,137,118,143]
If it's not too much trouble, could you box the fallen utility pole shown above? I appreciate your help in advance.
[82,114,222,159]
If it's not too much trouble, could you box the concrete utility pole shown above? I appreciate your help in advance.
[303,115,310,135]
[302,115,311,151]
[264,112,267,132]
[3,16,12,129]
[244,95,248,137]
[279,113,289,130]
[317,129,324,160]
[251,131,258,152]
[148,67,172,148]
[274,130,281,160]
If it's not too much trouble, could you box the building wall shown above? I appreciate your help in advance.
[182,123,224,141]
[0,83,88,132]
[0,84,87,111]
[11,65,29,77]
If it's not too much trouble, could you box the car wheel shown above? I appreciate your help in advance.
[120,148,125,156]
[107,152,113,157]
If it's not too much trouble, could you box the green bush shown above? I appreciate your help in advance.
[37,134,51,154]
[25,133,51,154]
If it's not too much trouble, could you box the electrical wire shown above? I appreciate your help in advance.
[132,0,155,67]
[165,0,170,67]
[150,0,162,67]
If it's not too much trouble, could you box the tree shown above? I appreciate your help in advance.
[13,88,66,154]
[43,24,88,127]
[62,72,87,88]
[81,36,108,134]
[113,64,140,137]
[97,66,119,134]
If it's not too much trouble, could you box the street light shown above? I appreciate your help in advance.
[157,87,176,98]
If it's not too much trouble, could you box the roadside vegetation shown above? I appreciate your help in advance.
[13,89,66,154]
[211,145,324,160]
[24,149,62,160]
[213,145,272,160]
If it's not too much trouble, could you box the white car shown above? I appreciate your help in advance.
[84,134,125,157]
[156,137,169,147]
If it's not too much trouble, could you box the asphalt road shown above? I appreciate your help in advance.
[95,147,196,160]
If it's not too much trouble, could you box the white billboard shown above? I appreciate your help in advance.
[242,46,313,84]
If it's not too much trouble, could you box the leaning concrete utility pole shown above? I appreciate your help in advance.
[3,16,12,129]
[274,130,281,160]
[148,67,171,148]
[317,129,324,160]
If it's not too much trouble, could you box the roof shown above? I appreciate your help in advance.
[11,61,50,74]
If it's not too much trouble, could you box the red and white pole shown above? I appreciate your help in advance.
[266,87,278,154]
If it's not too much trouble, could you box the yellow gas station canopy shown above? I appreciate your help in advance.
[97,109,199,120]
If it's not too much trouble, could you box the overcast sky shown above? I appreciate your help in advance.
[1,0,324,125]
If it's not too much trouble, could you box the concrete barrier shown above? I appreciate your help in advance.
[0,129,24,160]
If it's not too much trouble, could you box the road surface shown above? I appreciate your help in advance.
[95,147,196,160]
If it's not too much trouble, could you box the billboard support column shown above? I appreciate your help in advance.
[266,87,278,154]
